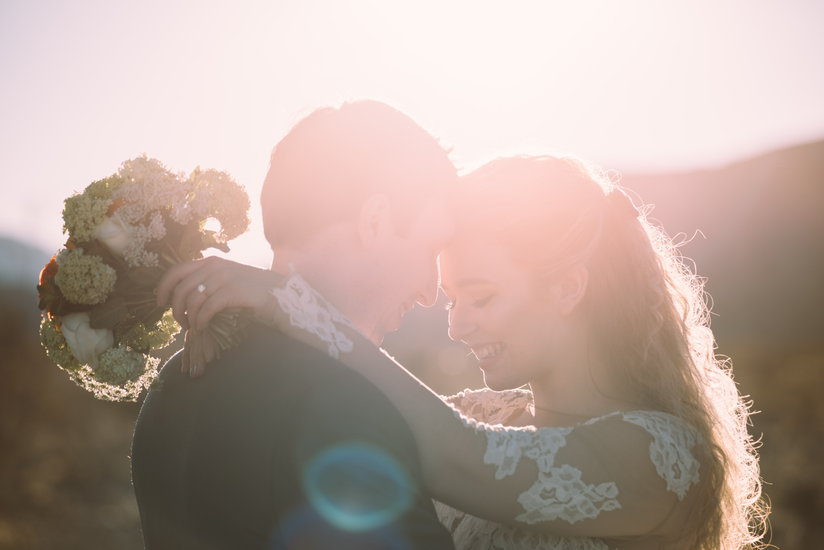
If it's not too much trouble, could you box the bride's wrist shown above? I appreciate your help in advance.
[252,289,283,327]
[248,270,287,325]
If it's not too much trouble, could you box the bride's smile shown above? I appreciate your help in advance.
[470,342,505,362]
[440,240,563,393]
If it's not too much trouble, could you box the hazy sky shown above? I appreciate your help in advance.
[2,0,823,266]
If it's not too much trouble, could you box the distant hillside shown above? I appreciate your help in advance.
[0,236,50,292]
[4,139,822,348]
[620,139,824,347]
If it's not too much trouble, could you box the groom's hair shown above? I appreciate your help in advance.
[261,100,456,248]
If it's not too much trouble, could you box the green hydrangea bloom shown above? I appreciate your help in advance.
[67,357,159,402]
[94,346,147,386]
[63,195,110,243]
[62,176,122,242]
[119,310,179,352]
[54,248,116,305]
[39,316,82,371]
[86,176,123,200]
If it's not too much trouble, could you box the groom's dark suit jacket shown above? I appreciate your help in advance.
[132,323,454,550]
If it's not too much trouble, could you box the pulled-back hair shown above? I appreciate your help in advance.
[456,156,767,549]
[261,100,456,248]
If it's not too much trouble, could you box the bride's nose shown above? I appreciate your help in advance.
[447,304,477,342]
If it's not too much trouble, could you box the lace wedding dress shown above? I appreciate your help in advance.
[269,273,703,550]
[434,388,700,550]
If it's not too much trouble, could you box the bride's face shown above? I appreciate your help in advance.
[440,240,561,391]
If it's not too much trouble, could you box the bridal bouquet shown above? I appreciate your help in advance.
[37,156,250,401]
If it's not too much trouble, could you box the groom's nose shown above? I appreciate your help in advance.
[415,283,438,308]
[414,262,439,307]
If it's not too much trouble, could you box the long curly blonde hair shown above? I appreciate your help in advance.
[457,156,768,549]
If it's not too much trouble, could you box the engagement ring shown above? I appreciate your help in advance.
[197,283,207,294]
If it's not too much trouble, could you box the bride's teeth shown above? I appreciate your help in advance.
[474,343,503,360]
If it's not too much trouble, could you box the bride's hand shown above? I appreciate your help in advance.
[156,256,282,332]
[156,257,285,376]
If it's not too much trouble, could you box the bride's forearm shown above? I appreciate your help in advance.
[257,294,492,503]
[255,278,531,518]
[174,263,495,504]
[343,339,498,505]
[209,270,697,539]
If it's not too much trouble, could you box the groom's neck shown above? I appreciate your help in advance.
[271,245,377,343]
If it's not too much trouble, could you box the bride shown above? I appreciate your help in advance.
[160,155,766,549]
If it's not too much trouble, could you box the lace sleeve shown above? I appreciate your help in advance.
[464,411,701,536]
[260,273,703,539]
[269,273,359,358]
[428,404,702,540]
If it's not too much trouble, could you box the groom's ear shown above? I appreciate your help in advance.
[358,194,393,247]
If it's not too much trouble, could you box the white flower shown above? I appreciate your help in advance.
[61,312,114,366]
[93,211,136,256]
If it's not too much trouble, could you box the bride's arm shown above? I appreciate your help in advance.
[160,258,701,540]
[155,258,495,505]
[255,282,696,539]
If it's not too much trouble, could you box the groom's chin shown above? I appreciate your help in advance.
[365,327,385,347]
[377,319,405,344]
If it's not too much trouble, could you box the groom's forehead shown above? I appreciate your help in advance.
[415,197,453,230]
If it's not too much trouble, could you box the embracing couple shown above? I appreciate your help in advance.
[131,100,764,550]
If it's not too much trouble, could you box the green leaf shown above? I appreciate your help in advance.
[124,266,164,285]
[208,241,230,253]
[89,296,129,329]
[200,229,230,253]
[141,306,167,327]
[81,239,129,273]
[176,222,204,261]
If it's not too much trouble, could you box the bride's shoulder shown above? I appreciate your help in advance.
[578,409,701,458]
[583,409,699,447]
[571,409,703,501]
[444,387,532,423]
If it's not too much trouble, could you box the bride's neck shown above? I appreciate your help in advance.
[527,335,635,426]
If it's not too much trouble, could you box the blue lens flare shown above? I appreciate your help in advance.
[302,442,413,532]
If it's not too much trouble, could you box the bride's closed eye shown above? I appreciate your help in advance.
[444,295,495,311]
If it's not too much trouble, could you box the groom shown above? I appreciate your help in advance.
[131,100,457,549]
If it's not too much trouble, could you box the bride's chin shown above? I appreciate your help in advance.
[481,372,515,392]
[481,365,529,392]
[479,356,514,391]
